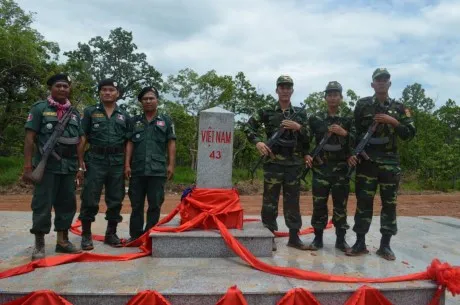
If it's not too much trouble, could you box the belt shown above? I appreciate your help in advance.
[90,145,124,154]
[55,146,76,158]
[368,137,389,145]
[323,144,342,152]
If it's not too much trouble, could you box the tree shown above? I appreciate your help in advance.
[64,27,162,111]
[434,99,460,141]
[161,101,196,167]
[399,83,435,113]
[0,0,60,154]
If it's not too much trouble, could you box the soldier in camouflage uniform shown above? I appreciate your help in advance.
[304,81,355,252]
[124,87,176,242]
[78,79,131,250]
[346,68,416,260]
[23,73,83,260]
[245,75,310,251]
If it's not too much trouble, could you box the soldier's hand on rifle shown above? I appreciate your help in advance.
[281,120,301,131]
[124,165,132,180]
[304,155,313,168]
[329,124,348,137]
[347,155,359,168]
[256,142,274,158]
[374,114,399,127]
[21,166,33,184]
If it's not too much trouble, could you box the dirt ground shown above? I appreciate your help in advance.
[0,192,459,217]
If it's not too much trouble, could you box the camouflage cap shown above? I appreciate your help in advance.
[372,68,391,80]
[324,81,342,93]
[276,75,294,86]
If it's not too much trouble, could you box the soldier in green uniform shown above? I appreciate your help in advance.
[23,73,83,260]
[124,87,176,242]
[245,75,310,251]
[304,81,355,252]
[78,79,131,250]
[346,68,416,260]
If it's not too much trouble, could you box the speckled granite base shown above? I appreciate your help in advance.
[1,212,458,305]
[150,219,273,257]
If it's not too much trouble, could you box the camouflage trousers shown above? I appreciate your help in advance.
[353,160,401,236]
[262,163,302,231]
[311,164,350,231]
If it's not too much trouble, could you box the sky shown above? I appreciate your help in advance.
[15,0,460,108]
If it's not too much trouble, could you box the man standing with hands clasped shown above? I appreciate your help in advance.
[124,86,176,242]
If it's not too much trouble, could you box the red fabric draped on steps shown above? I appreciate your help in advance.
[276,288,321,305]
[125,290,172,305]
[215,285,248,305]
[3,290,72,305]
[180,188,243,229]
[1,188,459,301]
[0,285,448,305]
[343,286,393,305]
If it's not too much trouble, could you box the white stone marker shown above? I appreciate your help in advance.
[196,106,234,189]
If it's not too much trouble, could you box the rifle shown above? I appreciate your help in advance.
[300,131,332,182]
[346,103,391,178]
[250,103,307,181]
[24,105,79,184]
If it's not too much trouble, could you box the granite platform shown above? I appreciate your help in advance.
[150,219,273,257]
[1,212,459,305]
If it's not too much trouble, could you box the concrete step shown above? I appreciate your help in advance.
[150,219,273,258]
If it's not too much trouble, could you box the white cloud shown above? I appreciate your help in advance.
[15,0,460,107]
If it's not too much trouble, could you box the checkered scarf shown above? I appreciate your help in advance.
[47,96,71,119]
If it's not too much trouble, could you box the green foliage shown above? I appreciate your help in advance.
[0,156,22,185]
[0,0,59,155]
[63,27,163,112]
[171,166,195,184]
[1,0,459,192]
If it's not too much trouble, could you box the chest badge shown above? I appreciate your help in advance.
[46,123,53,130]
[156,120,165,127]
[94,123,99,128]
[135,134,140,139]
[117,114,125,121]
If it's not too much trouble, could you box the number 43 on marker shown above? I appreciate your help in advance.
[209,150,222,159]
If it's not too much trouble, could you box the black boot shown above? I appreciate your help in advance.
[269,229,277,251]
[287,229,308,250]
[346,233,369,256]
[335,229,351,252]
[306,228,323,251]
[81,221,94,251]
[104,221,122,247]
[56,231,82,254]
[376,234,396,261]
[32,233,45,261]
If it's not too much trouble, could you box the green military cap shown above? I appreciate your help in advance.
[372,68,391,80]
[324,81,342,93]
[276,75,294,86]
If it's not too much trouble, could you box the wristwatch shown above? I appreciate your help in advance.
[78,167,86,172]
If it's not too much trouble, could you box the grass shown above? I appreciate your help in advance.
[0,157,459,192]
[0,156,23,186]
[172,166,195,184]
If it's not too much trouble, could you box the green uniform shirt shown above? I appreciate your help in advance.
[129,113,176,177]
[354,96,416,164]
[81,103,131,165]
[309,110,355,163]
[24,100,83,174]
[245,102,310,166]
